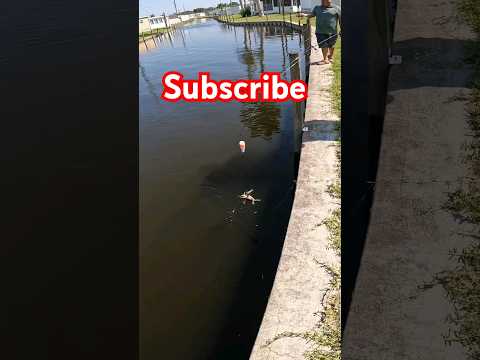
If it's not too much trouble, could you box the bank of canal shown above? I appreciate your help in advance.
[140,19,307,360]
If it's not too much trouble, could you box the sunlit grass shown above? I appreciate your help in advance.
[331,38,341,116]
[139,28,168,38]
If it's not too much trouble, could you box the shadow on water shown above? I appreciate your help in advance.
[201,150,297,360]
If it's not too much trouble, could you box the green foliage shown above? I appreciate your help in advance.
[241,6,252,17]
[326,182,340,200]
[308,264,340,360]
[445,186,480,224]
[418,241,480,359]
[458,0,480,33]
[322,208,340,256]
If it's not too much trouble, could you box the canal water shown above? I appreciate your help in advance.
[140,19,306,360]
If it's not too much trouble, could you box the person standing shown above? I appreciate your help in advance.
[309,0,341,64]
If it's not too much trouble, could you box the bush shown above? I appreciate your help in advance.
[241,6,252,17]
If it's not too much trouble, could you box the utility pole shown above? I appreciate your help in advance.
[173,0,178,14]
[163,12,169,29]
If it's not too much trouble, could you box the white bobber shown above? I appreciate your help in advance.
[239,140,246,153]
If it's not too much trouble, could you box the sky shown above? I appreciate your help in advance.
[140,0,221,17]
[139,0,341,17]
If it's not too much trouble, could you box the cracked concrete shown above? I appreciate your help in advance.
[249,26,340,360]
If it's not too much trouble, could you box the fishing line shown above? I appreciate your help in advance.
[277,33,340,78]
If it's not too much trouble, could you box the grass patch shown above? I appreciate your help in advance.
[139,28,169,37]
[417,242,480,359]
[331,39,341,116]
[322,208,340,256]
[219,12,310,25]
[458,0,480,33]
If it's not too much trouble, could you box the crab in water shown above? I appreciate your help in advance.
[239,189,261,204]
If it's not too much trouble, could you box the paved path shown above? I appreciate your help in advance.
[343,1,476,359]
[249,26,340,360]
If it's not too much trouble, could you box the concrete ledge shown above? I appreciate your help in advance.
[249,27,340,360]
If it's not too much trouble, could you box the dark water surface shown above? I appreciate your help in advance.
[140,19,306,360]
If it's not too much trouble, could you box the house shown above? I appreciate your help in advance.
[168,16,181,26]
[177,10,197,22]
[261,0,301,14]
[209,4,242,16]
[147,15,169,30]
[178,14,192,22]
[225,5,241,15]
[139,16,152,33]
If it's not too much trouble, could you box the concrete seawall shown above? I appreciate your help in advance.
[249,26,340,360]
[216,18,305,32]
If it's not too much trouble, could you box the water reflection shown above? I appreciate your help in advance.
[237,26,284,139]
[240,103,281,139]
[234,25,305,141]
[138,26,188,53]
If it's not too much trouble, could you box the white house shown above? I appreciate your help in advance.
[261,0,301,14]
[178,14,193,22]
[210,5,241,16]
[226,5,242,15]
[139,16,151,33]
[168,16,181,26]
[145,15,169,31]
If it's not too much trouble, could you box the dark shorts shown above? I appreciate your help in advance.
[316,33,338,48]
